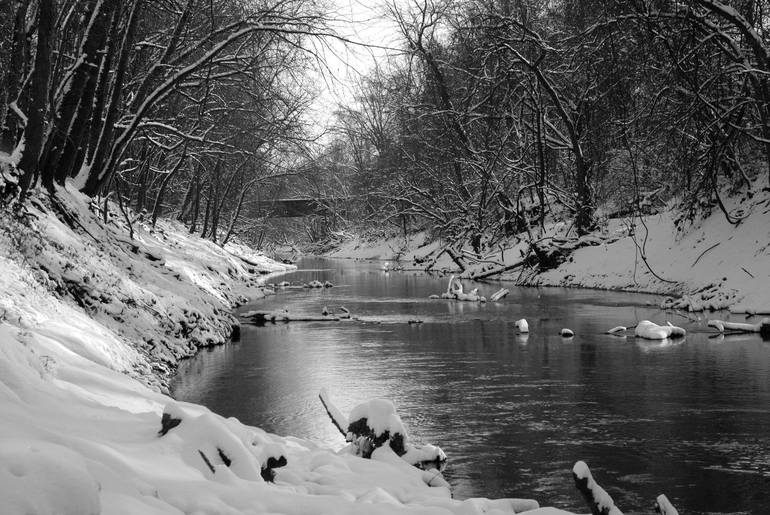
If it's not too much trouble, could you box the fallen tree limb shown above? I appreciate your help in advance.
[318,388,349,438]
[445,247,466,272]
[242,310,340,323]
[708,317,770,336]
[469,259,526,280]
[490,288,509,302]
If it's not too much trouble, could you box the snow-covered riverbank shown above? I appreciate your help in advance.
[0,191,585,514]
[329,183,770,316]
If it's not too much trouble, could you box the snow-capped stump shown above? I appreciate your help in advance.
[305,280,324,288]
[260,454,287,482]
[339,306,351,319]
[429,294,440,299]
[158,402,186,436]
[319,390,448,482]
[560,328,574,338]
[347,398,408,458]
[323,281,334,288]
[515,318,529,333]
[322,306,329,316]
[572,461,624,515]
[606,326,627,335]
[655,494,679,515]
[634,320,686,340]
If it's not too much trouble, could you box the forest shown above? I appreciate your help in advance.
[1,0,769,256]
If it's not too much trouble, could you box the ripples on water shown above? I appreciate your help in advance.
[172,258,770,514]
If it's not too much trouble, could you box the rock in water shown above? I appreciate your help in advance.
[515,318,529,333]
[560,328,574,337]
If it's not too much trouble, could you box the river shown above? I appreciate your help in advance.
[171,257,770,514]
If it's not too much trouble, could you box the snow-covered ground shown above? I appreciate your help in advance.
[330,182,770,315]
[0,189,581,515]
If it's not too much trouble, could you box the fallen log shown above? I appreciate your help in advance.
[469,259,525,280]
[242,310,340,323]
[445,247,466,272]
[707,317,770,336]
[490,288,510,302]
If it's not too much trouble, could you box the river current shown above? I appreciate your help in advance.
[172,257,770,514]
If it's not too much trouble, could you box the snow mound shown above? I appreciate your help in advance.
[0,440,100,515]
[634,320,686,340]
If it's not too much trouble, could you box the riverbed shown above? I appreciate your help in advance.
[172,257,770,514]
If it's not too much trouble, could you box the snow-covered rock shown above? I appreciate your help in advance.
[634,320,686,340]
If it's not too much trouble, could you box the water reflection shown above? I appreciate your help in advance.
[172,257,770,515]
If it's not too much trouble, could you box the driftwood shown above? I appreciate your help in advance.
[242,310,340,323]
[438,275,486,302]
[318,389,349,438]
[490,288,509,302]
[708,317,770,337]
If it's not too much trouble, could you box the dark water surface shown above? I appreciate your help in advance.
[172,257,770,514]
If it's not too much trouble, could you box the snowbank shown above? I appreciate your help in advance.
[1,190,294,389]
[0,194,582,515]
[331,181,770,315]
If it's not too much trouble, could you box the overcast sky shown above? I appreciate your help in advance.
[304,0,404,133]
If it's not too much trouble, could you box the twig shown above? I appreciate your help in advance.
[741,267,755,278]
[691,242,720,267]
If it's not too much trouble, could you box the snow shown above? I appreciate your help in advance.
[572,461,623,515]
[634,320,686,340]
[348,398,408,441]
[329,178,770,316]
[0,189,585,515]
[0,440,101,515]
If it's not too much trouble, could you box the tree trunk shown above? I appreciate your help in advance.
[81,0,143,196]
[189,175,200,234]
[17,0,54,195]
[222,180,254,245]
[40,0,116,191]
[151,150,187,227]
[200,180,213,238]
[0,0,29,154]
